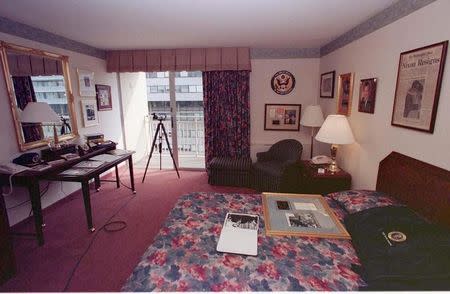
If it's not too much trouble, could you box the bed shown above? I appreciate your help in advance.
[122,152,450,291]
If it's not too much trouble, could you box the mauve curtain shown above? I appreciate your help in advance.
[203,71,250,166]
[12,76,42,143]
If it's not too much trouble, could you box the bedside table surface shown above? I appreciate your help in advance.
[301,160,351,178]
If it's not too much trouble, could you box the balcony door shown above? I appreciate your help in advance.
[146,71,205,170]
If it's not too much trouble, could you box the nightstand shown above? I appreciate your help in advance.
[0,195,16,285]
[299,160,351,194]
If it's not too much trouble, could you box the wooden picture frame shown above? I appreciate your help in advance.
[320,71,335,98]
[264,104,301,131]
[337,73,354,116]
[95,84,112,111]
[81,99,99,127]
[77,69,95,97]
[262,193,350,239]
[358,78,377,114]
[391,41,448,133]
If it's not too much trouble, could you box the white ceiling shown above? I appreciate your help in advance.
[0,0,398,50]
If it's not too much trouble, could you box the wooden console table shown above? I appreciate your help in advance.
[0,147,136,246]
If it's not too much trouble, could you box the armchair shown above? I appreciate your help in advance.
[252,139,303,192]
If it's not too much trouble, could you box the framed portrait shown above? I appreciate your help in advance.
[95,84,112,111]
[270,70,295,95]
[264,104,301,131]
[77,69,95,97]
[391,41,448,133]
[358,78,377,114]
[80,99,99,127]
[337,73,354,116]
[320,71,335,98]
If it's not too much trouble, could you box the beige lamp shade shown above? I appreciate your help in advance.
[300,105,324,127]
[315,114,355,145]
[20,102,61,124]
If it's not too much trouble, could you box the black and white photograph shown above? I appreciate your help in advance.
[81,99,99,127]
[285,212,321,228]
[403,79,424,119]
[224,213,258,230]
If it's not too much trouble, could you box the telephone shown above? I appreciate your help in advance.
[0,162,30,196]
[311,155,332,165]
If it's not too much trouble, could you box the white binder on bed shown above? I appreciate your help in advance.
[216,212,259,256]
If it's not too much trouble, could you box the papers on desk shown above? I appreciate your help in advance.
[59,168,90,176]
[108,149,133,156]
[89,154,119,163]
[73,160,105,169]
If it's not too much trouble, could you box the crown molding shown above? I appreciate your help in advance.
[320,0,437,57]
[0,16,106,59]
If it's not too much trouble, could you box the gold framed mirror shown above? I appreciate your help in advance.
[0,41,79,151]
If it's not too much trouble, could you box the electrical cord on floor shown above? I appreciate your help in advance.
[62,194,135,292]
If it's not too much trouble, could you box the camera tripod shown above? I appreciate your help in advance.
[142,116,180,183]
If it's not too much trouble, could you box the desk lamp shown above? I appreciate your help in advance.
[315,114,355,172]
[20,102,62,149]
[300,105,324,158]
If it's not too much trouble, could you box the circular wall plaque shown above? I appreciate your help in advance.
[271,70,295,95]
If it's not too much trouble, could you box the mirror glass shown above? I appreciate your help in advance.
[1,42,78,151]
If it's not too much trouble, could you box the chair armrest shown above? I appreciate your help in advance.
[256,151,272,162]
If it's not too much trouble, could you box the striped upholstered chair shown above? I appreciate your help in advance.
[252,139,303,192]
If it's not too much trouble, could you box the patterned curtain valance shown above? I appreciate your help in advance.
[106,47,251,73]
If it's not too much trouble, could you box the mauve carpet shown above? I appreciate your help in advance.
[0,169,255,292]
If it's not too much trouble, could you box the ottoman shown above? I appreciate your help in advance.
[208,157,252,187]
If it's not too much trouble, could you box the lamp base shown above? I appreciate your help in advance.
[328,144,340,173]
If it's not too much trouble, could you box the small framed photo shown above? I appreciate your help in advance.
[264,104,301,131]
[77,69,95,97]
[358,78,377,114]
[337,73,354,116]
[95,84,112,111]
[320,71,335,98]
[391,41,448,133]
[81,99,99,127]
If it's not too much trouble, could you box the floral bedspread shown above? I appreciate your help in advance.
[122,192,366,291]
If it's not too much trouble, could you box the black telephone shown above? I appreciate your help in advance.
[12,152,41,166]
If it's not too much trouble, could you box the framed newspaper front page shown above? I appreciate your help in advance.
[391,41,448,133]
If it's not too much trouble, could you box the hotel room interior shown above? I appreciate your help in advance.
[0,0,449,292]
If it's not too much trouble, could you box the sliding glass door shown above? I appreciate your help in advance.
[146,71,205,169]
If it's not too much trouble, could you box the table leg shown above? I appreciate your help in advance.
[115,165,120,188]
[28,180,44,246]
[81,181,95,232]
[128,156,136,194]
[94,176,101,192]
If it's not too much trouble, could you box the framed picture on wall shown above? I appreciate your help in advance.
[358,78,377,114]
[95,84,112,111]
[320,71,335,98]
[391,41,448,133]
[77,69,96,97]
[81,99,99,127]
[337,73,354,116]
[264,104,301,131]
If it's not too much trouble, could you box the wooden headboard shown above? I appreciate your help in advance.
[376,152,450,228]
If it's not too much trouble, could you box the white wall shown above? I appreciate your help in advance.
[250,58,320,160]
[0,32,123,225]
[318,0,450,189]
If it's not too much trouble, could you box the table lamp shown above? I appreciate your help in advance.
[300,105,324,158]
[315,114,355,172]
[20,102,62,149]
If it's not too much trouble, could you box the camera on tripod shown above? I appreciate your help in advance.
[151,112,167,121]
